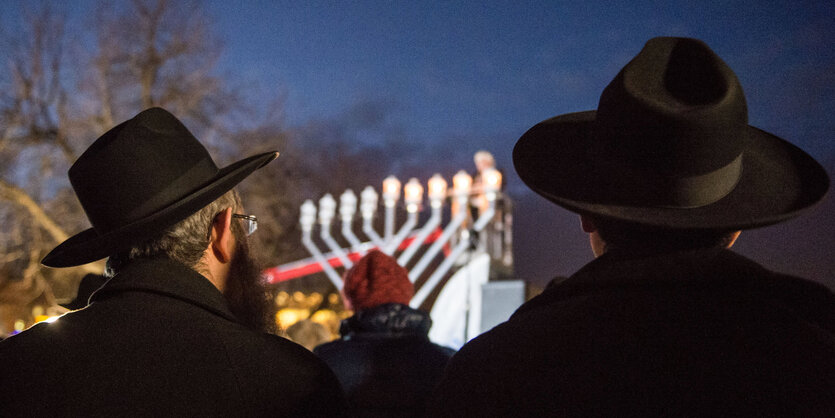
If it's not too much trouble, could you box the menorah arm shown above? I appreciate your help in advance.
[408,197,470,282]
[362,217,386,248]
[384,205,396,241]
[301,229,343,290]
[410,200,496,305]
[341,220,365,253]
[383,211,418,255]
[320,225,353,269]
[410,237,471,308]
[398,207,442,266]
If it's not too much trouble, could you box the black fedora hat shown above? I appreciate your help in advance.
[42,107,278,267]
[513,37,829,230]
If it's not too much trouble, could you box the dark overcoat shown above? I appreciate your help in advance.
[430,249,835,417]
[0,258,347,417]
[314,303,455,418]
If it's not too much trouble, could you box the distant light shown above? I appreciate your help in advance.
[382,175,401,206]
[404,178,424,213]
[276,308,309,329]
[328,293,340,305]
[311,309,337,324]
[275,291,290,306]
[428,174,447,207]
[482,167,502,201]
[308,292,324,306]
[34,315,61,324]
[453,170,473,196]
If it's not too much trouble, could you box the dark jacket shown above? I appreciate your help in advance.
[0,258,347,417]
[430,249,835,417]
[314,303,455,418]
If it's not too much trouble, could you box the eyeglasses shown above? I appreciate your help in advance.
[233,214,258,236]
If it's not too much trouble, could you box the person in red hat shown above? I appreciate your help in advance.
[430,37,834,416]
[314,250,456,418]
[0,107,346,416]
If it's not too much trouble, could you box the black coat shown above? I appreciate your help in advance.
[0,258,347,417]
[430,249,835,417]
[314,303,455,418]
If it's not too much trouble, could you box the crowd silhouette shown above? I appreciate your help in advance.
[1,37,833,417]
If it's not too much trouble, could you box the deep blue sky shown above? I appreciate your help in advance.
[189,0,835,287]
[209,1,833,160]
[4,1,834,287]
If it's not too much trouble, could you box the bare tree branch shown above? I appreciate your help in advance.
[0,179,68,244]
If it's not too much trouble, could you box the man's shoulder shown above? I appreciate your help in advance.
[432,252,835,416]
[428,340,458,358]
[315,334,456,360]
[524,249,834,308]
[215,329,347,408]
[0,318,78,363]
[312,337,347,356]
[223,326,330,368]
[461,249,835,353]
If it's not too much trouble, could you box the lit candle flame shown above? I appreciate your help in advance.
[382,175,401,202]
[428,173,448,201]
[453,170,473,196]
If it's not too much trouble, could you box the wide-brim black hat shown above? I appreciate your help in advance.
[513,37,829,230]
[43,107,278,267]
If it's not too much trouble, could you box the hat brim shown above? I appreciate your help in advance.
[513,111,829,230]
[42,151,278,267]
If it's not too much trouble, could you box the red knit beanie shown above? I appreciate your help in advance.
[342,250,414,311]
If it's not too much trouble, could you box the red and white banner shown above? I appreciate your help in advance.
[263,228,447,283]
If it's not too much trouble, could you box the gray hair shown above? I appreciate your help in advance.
[106,189,240,276]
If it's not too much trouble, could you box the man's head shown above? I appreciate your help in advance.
[105,188,273,332]
[512,37,829,247]
[580,214,741,257]
[106,189,241,276]
[341,250,414,312]
[44,107,278,331]
[474,150,495,173]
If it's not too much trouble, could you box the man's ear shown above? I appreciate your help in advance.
[580,214,597,233]
[209,207,235,264]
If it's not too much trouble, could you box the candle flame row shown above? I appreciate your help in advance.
[300,169,502,228]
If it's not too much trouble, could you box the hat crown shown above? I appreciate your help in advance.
[593,37,748,207]
[69,107,219,234]
[597,38,747,173]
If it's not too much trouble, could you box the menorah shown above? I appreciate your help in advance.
[298,168,502,306]
[281,167,522,348]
